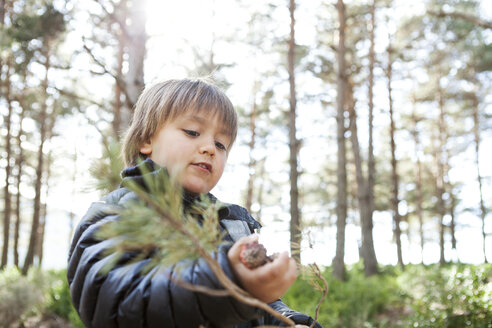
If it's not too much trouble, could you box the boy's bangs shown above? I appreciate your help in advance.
[168,82,237,139]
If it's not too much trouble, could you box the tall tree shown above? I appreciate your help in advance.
[23,41,51,274]
[22,4,66,274]
[13,104,25,268]
[333,0,348,280]
[245,82,260,213]
[435,68,448,266]
[288,0,301,262]
[387,41,403,269]
[112,0,127,139]
[472,90,488,263]
[367,0,376,244]
[1,57,13,269]
[123,0,146,123]
[410,106,425,263]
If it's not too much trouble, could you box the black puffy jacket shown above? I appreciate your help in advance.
[67,159,321,327]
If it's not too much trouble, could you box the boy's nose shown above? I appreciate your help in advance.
[199,140,215,157]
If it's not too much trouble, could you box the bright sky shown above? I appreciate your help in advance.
[38,0,491,269]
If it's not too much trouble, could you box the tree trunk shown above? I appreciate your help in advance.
[36,204,47,267]
[256,158,265,222]
[347,80,378,276]
[22,43,51,275]
[288,0,301,263]
[1,61,13,269]
[367,0,376,228]
[123,0,147,128]
[387,44,403,269]
[35,151,52,267]
[436,76,447,266]
[472,91,488,263]
[450,191,458,262]
[410,108,425,264]
[13,105,25,268]
[246,85,258,213]
[333,0,348,281]
[113,0,127,139]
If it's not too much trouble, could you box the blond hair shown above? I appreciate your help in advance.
[122,78,237,167]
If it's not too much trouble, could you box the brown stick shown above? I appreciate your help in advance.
[310,263,328,328]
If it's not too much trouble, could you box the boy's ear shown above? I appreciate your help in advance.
[139,140,152,155]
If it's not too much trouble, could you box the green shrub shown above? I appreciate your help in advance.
[283,263,403,328]
[0,268,44,327]
[43,270,84,328]
[399,264,492,328]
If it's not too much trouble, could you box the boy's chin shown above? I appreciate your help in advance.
[182,183,210,196]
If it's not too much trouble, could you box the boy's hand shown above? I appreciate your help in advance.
[228,234,298,303]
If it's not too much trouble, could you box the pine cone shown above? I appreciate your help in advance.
[240,241,276,269]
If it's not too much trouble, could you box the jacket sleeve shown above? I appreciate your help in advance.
[67,189,261,328]
[266,300,323,328]
[223,204,323,328]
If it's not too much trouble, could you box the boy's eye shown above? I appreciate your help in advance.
[183,129,199,137]
[215,141,227,151]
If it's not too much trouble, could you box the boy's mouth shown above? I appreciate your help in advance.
[192,162,212,173]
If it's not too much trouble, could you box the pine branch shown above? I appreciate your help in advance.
[128,182,295,326]
[98,167,295,326]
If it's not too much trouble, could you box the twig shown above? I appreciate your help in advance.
[168,274,231,297]
[428,9,492,30]
[93,0,131,41]
[82,40,134,110]
[310,263,328,328]
[130,186,296,327]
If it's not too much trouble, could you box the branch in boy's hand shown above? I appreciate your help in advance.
[96,166,296,326]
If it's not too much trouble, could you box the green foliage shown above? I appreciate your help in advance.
[283,263,491,328]
[43,270,84,328]
[400,264,492,328]
[0,268,84,328]
[0,268,44,328]
[89,141,125,195]
[283,263,402,328]
[96,163,227,275]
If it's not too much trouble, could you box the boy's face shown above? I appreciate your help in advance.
[139,110,231,195]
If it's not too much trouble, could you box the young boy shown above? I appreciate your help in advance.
[67,78,322,328]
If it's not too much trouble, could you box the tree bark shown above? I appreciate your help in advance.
[123,0,147,128]
[333,0,348,281]
[367,0,376,227]
[347,80,378,276]
[113,0,127,139]
[246,84,259,213]
[22,42,51,275]
[35,151,52,267]
[1,59,13,269]
[387,44,403,269]
[36,204,47,267]
[13,105,25,268]
[472,91,488,263]
[288,0,301,263]
[450,191,458,262]
[436,76,447,266]
[410,107,425,264]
